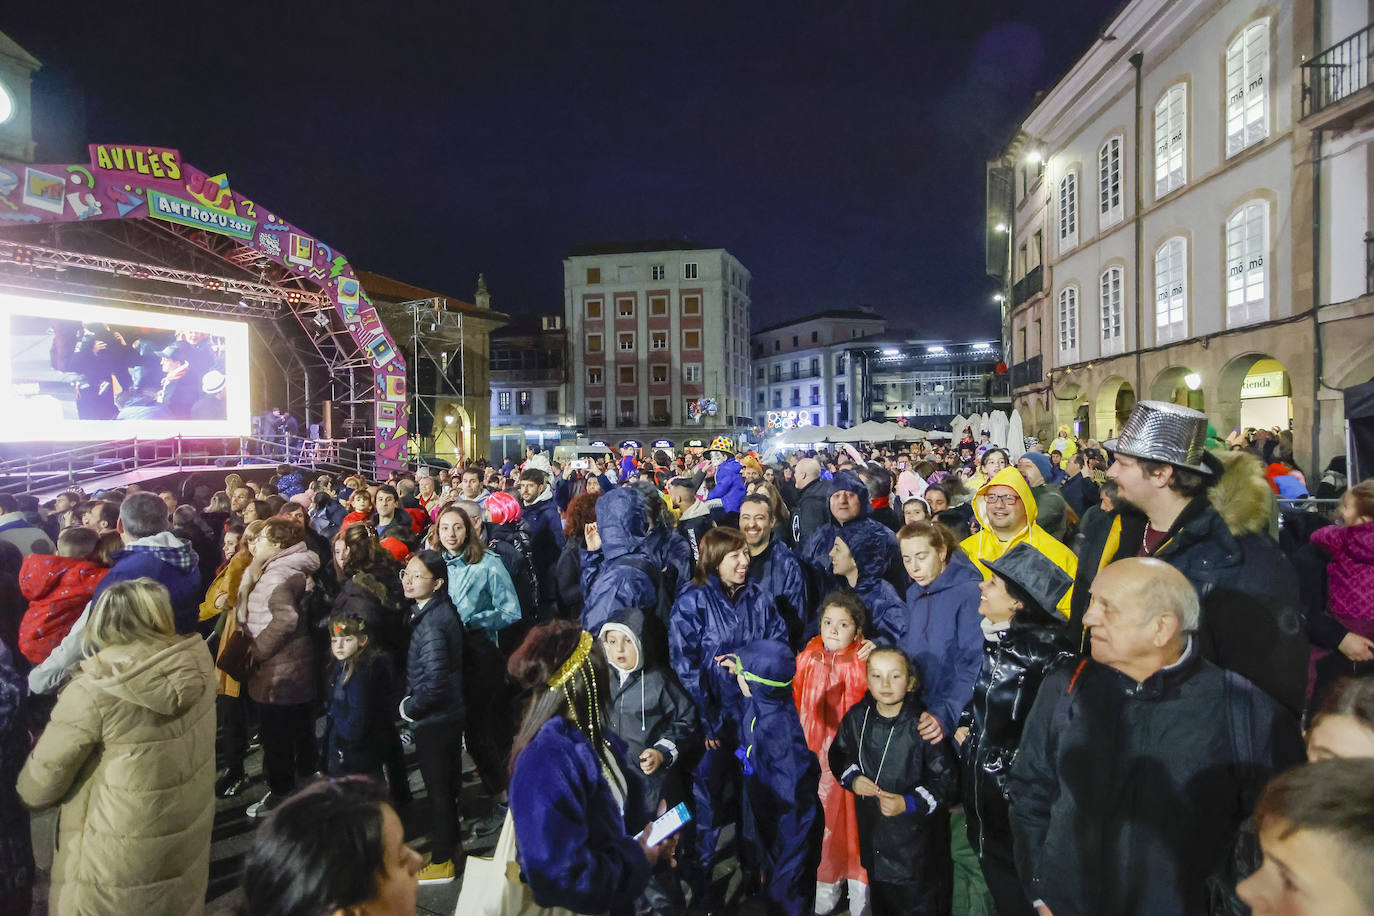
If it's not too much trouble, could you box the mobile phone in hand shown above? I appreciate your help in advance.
[646,802,692,846]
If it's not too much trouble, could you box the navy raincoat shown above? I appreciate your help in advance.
[643,524,692,599]
[834,521,907,644]
[734,639,823,916]
[746,538,809,650]
[581,488,659,637]
[707,457,747,514]
[798,470,904,599]
[897,551,985,734]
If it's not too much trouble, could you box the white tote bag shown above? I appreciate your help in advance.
[454,812,579,916]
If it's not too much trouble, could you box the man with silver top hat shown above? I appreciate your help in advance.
[1069,400,1307,718]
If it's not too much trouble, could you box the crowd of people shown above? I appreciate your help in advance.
[0,398,1372,915]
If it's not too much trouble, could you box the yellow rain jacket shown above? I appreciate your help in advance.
[959,466,1078,616]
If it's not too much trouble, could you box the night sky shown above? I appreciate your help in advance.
[7,0,1118,337]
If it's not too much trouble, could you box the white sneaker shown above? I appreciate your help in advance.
[246,793,276,818]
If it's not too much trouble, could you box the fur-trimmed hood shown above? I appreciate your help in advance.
[1207,450,1277,539]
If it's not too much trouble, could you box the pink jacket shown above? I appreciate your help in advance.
[237,542,321,705]
[1312,520,1374,627]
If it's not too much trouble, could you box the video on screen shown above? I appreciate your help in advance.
[0,293,251,441]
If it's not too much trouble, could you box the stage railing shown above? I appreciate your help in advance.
[0,435,376,497]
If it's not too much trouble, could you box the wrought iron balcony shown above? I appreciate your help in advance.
[1012,265,1044,308]
[1010,355,1043,390]
[1302,24,1374,129]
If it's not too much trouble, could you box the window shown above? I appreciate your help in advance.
[1099,135,1123,228]
[810,385,820,405]
[682,295,701,316]
[652,398,668,421]
[618,332,635,351]
[617,298,634,318]
[683,329,701,349]
[772,390,782,409]
[618,365,635,385]
[652,264,665,281]
[1058,168,1078,252]
[1058,286,1079,359]
[651,364,668,384]
[585,299,602,319]
[546,391,559,413]
[1227,22,1269,157]
[771,365,781,382]
[588,367,603,386]
[836,383,846,401]
[587,333,602,352]
[684,364,702,383]
[1154,237,1188,344]
[1155,85,1187,198]
[757,391,766,406]
[756,366,764,380]
[586,267,601,284]
[1226,201,1268,327]
[651,331,667,350]
[836,353,846,373]
[683,262,698,280]
[811,331,819,342]
[650,296,667,317]
[792,335,799,347]
[619,399,635,421]
[790,361,799,379]
[517,390,531,415]
[588,399,603,423]
[1100,266,1124,356]
[790,387,800,406]
[497,391,512,414]
[809,358,819,376]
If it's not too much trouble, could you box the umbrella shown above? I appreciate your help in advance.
[1007,410,1026,462]
[950,414,967,439]
[988,410,1010,450]
[837,420,899,441]
[893,426,927,442]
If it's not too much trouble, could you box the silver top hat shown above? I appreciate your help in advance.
[1104,400,1214,475]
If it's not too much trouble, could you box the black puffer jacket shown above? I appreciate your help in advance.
[400,593,465,728]
[552,536,586,622]
[958,608,1076,858]
[791,477,834,547]
[486,522,540,623]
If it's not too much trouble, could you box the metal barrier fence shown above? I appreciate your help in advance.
[0,435,376,497]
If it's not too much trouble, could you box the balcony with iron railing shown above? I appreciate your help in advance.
[1012,265,1044,308]
[1302,23,1374,130]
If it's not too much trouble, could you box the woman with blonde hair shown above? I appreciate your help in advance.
[18,578,216,915]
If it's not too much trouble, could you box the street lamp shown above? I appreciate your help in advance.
[1025,149,1043,164]
[993,293,1007,303]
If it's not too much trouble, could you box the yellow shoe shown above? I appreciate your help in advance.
[417,859,456,885]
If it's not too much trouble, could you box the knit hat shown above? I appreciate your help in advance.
[485,490,522,525]
[1019,452,1054,483]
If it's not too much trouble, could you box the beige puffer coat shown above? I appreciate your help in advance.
[18,634,216,915]
[237,541,320,706]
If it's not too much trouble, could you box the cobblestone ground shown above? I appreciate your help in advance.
[26,734,802,916]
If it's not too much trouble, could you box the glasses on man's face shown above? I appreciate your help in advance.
[984,493,1021,506]
[399,570,433,582]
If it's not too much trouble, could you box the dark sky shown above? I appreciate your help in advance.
[7,0,1118,337]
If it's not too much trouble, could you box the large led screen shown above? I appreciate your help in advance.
[0,292,252,441]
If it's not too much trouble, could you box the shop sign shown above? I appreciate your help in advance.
[1241,370,1288,399]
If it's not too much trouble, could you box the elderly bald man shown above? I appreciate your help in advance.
[790,456,833,546]
[1008,558,1302,916]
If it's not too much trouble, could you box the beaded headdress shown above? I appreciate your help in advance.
[547,630,607,749]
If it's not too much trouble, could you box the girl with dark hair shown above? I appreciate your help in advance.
[954,543,1076,916]
[668,526,787,908]
[507,620,672,913]
[321,614,398,782]
[238,776,421,916]
[331,522,408,662]
[399,549,466,885]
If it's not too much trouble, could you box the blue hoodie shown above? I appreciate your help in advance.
[897,550,985,734]
[798,469,903,597]
[92,532,202,634]
[733,639,823,916]
[581,488,659,637]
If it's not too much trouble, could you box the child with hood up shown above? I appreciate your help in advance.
[721,638,823,915]
[600,607,700,915]
[830,646,959,915]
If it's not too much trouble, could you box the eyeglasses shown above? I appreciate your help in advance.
[984,493,1021,506]
[399,571,433,582]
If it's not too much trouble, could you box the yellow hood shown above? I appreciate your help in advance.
[971,466,1038,537]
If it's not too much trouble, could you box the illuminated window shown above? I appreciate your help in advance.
[1226,21,1269,157]
[1226,201,1268,327]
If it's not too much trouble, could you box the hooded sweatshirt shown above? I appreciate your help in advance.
[898,550,985,734]
[17,555,108,665]
[18,635,216,915]
[961,467,1078,617]
[1310,519,1374,632]
[800,469,904,599]
[600,608,699,811]
[835,522,907,644]
[707,456,747,514]
[734,639,823,916]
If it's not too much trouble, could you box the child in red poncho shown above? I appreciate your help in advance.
[17,526,108,665]
[794,590,877,915]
